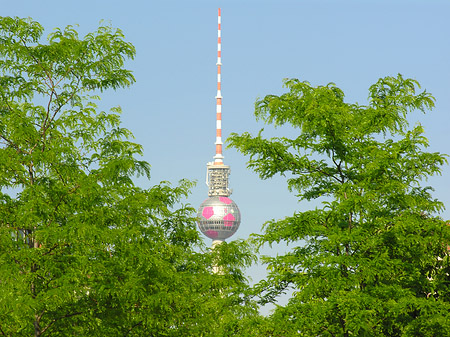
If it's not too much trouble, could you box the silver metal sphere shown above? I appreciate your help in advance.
[197,196,241,240]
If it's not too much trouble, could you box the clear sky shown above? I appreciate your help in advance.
[4,0,450,312]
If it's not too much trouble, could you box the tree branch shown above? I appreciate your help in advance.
[123,321,143,336]
[40,311,84,335]
[0,135,25,155]
[0,324,9,337]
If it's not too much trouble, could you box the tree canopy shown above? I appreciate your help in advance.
[0,17,256,336]
[229,75,450,336]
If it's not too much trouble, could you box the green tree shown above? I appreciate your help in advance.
[229,75,450,336]
[0,17,257,336]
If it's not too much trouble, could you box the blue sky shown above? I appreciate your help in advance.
[5,0,450,311]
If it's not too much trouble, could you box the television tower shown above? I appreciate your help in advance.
[197,8,241,246]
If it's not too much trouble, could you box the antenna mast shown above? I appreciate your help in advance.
[214,8,223,164]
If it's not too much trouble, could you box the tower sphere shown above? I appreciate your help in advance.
[197,196,241,240]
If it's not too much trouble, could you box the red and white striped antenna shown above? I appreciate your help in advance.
[213,7,224,165]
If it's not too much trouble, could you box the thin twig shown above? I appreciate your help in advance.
[40,311,83,335]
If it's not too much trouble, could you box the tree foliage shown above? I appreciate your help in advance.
[0,17,256,336]
[229,75,450,336]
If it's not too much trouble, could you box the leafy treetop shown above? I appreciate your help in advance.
[229,75,450,336]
